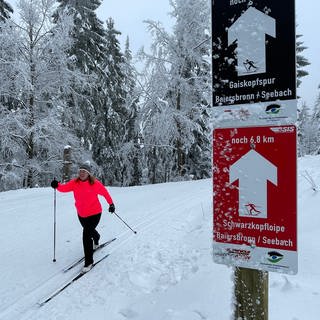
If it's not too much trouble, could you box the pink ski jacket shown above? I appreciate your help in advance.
[57,179,113,217]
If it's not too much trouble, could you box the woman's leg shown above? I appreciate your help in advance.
[78,213,101,266]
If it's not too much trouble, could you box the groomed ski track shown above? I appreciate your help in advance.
[0,179,216,320]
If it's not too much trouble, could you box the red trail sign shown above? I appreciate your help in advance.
[213,125,297,274]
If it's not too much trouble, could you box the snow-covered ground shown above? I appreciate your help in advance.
[0,155,319,320]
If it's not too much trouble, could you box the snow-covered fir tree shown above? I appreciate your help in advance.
[170,0,211,180]
[140,0,211,183]
[118,37,142,186]
[92,17,127,185]
[297,102,313,156]
[0,0,84,190]
[296,34,310,89]
[310,93,320,154]
[54,0,107,151]
[54,0,106,74]
[296,33,311,154]
[139,42,173,183]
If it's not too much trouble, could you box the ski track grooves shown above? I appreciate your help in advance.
[0,186,206,320]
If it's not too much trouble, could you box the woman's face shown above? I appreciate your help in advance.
[79,169,89,181]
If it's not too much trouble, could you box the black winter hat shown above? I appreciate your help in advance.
[79,163,91,174]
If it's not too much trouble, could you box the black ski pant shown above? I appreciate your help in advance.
[78,213,101,266]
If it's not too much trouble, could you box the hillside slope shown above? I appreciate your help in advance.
[0,155,319,320]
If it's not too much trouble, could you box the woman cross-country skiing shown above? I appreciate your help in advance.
[50,163,115,273]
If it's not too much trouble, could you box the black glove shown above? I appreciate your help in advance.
[51,179,59,189]
[108,203,115,213]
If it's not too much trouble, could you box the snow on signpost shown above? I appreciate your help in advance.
[212,125,297,274]
[212,0,297,274]
[212,0,297,128]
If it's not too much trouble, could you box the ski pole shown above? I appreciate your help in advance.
[113,212,137,234]
[53,187,57,262]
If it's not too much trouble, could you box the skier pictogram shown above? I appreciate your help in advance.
[245,203,261,215]
[243,59,258,72]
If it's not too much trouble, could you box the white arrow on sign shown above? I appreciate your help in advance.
[228,6,276,76]
[229,149,277,218]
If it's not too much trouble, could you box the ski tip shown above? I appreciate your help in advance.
[37,300,47,307]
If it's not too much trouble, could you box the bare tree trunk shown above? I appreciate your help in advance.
[175,88,186,176]
[62,146,72,182]
[25,94,35,188]
[25,32,36,188]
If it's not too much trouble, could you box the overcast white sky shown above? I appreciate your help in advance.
[8,0,320,106]
[97,0,174,52]
[295,0,320,106]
